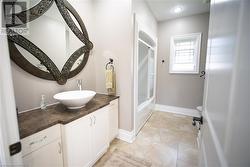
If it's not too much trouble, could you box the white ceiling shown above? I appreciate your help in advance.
[145,0,210,21]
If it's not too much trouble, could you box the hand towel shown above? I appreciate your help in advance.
[105,69,113,89]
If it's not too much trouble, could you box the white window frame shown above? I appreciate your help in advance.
[169,33,202,74]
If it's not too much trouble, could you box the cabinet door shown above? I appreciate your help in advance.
[63,115,92,167]
[23,139,63,167]
[109,99,119,142]
[92,107,109,161]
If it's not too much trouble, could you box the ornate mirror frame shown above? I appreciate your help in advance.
[5,0,93,85]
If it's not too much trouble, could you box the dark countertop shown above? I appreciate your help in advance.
[18,94,119,139]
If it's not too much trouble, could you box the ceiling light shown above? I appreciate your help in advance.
[173,6,183,14]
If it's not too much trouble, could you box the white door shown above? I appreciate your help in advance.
[200,0,250,167]
[92,107,109,161]
[23,139,63,167]
[63,115,92,167]
[0,3,23,166]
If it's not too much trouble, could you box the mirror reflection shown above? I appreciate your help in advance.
[11,2,84,72]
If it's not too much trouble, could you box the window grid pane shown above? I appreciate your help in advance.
[174,40,195,64]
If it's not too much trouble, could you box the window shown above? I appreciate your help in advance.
[169,33,202,74]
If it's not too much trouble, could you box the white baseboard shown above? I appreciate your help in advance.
[116,129,135,143]
[154,104,200,117]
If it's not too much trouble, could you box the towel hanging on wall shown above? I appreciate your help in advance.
[105,59,116,95]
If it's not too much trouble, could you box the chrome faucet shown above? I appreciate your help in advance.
[77,79,83,91]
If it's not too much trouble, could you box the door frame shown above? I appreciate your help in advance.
[133,14,158,135]
[0,3,23,165]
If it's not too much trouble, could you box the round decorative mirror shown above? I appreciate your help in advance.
[5,0,93,85]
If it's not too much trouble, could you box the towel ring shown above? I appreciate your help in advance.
[105,58,114,71]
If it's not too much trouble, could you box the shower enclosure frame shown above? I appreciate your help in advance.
[133,15,158,135]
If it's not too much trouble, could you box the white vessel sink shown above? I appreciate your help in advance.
[53,90,96,109]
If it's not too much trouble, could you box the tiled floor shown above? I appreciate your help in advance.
[96,111,199,167]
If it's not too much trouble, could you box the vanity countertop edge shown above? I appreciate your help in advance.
[18,94,119,139]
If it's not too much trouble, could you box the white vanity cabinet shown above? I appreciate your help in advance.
[21,125,63,167]
[109,99,119,142]
[20,98,119,167]
[92,106,109,159]
[62,106,109,167]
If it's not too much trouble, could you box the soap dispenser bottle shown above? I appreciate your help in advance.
[40,95,47,110]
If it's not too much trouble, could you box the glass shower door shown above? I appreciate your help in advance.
[138,40,155,106]
[148,49,155,98]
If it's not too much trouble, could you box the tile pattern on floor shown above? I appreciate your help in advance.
[95,111,199,167]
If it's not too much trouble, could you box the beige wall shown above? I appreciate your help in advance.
[132,0,157,37]
[12,0,97,112]
[92,0,134,131]
[12,59,96,112]
[156,13,209,109]
[11,0,137,131]
[11,0,153,132]
[90,0,156,131]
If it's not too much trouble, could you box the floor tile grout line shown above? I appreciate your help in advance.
[95,111,198,167]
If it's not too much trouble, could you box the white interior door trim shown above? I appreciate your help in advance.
[0,5,23,165]
[203,110,228,167]
[133,14,158,135]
